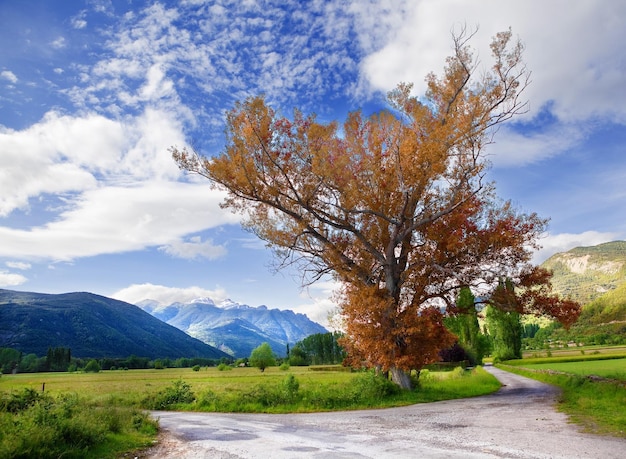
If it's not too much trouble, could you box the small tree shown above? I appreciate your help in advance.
[84,359,101,373]
[249,342,276,372]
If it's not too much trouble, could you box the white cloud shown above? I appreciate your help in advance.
[1,70,18,84]
[488,123,587,167]
[293,279,341,328]
[112,282,229,305]
[533,231,623,264]
[5,261,31,270]
[159,236,227,260]
[0,271,27,287]
[350,0,626,166]
[0,182,239,261]
[71,11,88,29]
[50,37,67,49]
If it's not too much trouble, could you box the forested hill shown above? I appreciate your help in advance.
[541,240,626,306]
[537,241,626,344]
[0,289,230,359]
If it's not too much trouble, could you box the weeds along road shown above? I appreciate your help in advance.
[145,366,626,458]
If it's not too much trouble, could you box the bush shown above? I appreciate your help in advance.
[192,365,201,372]
[217,363,232,371]
[279,362,290,371]
[0,390,158,458]
[84,359,101,373]
[142,379,196,410]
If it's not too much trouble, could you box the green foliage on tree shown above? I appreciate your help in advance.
[292,332,346,366]
[485,306,522,362]
[444,287,488,365]
[45,347,72,372]
[249,342,276,372]
[84,359,101,373]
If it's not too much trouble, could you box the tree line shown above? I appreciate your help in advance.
[0,347,229,374]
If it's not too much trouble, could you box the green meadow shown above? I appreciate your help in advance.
[0,365,501,458]
[520,358,626,380]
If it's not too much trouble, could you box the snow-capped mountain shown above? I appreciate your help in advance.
[136,298,328,358]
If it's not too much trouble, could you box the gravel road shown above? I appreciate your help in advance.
[144,366,625,458]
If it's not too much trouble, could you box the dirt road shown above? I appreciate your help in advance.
[145,366,625,458]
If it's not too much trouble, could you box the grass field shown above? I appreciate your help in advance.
[521,358,626,380]
[0,364,502,457]
[0,365,501,411]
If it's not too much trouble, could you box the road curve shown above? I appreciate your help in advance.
[144,366,626,458]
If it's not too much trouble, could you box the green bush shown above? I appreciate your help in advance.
[192,365,201,372]
[84,359,101,373]
[0,390,157,458]
[217,363,232,371]
[142,379,196,410]
[279,362,290,371]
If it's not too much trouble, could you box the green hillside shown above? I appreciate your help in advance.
[530,241,626,346]
[0,289,230,359]
[541,241,626,306]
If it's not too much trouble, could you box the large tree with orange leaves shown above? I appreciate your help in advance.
[172,29,579,389]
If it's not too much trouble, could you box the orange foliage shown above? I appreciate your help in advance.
[172,29,579,384]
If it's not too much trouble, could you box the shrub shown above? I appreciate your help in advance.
[192,365,201,372]
[279,362,290,371]
[84,359,101,373]
[281,374,299,403]
[217,363,232,371]
[142,379,196,410]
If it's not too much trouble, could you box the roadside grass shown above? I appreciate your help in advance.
[498,361,626,437]
[144,366,502,413]
[522,345,626,359]
[516,358,626,380]
[0,388,157,459]
[0,365,501,456]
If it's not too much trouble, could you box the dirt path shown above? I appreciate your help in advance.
[142,366,626,458]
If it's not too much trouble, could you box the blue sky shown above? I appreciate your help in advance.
[1,0,625,326]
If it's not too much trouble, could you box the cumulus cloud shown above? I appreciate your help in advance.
[0,271,27,287]
[159,236,227,260]
[350,0,626,166]
[50,37,67,49]
[1,70,18,84]
[533,231,623,264]
[112,282,229,305]
[6,261,31,270]
[0,182,238,261]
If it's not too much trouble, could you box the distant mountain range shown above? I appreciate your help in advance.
[0,289,229,359]
[136,298,328,358]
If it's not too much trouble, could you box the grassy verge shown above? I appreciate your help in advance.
[498,364,626,437]
[0,365,501,456]
[141,366,501,413]
[0,388,157,459]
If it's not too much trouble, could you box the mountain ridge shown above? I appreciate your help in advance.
[541,240,626,306]
[0,289,230,359]
[136,298,328,358]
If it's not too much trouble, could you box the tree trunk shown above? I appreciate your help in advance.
[389,366,413,390]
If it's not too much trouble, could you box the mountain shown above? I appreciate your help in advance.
[541,240,626,305]
[0,289,230,359]
[537,241,626,344]
[137,298,328,358]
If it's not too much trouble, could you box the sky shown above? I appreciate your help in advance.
[1,0,625,327]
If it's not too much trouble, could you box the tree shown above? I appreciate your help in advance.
[84,359,101,373]
[249,342,276,372]
[444,286,487,365]
[172,28,580,389]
